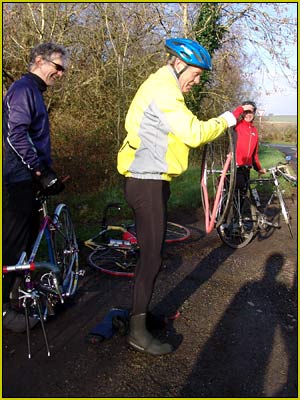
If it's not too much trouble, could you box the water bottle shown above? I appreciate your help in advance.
[251,188,261,207]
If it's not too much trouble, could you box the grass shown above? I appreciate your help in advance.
[248,144,294,199]
[254,144,285,170]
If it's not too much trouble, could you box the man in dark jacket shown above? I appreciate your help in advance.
[3,42,67,332]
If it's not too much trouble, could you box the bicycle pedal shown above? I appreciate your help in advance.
[270,223,280,229]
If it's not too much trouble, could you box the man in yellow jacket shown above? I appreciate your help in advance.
[117,38,243,356]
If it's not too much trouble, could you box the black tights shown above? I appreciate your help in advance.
[236,167,250,193]
[124,178,170,315]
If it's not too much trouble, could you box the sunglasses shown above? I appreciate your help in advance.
[46,59,65,72]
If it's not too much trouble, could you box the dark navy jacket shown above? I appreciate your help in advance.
[3,73,52,184]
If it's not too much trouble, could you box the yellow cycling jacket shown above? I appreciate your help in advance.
[117,65,229,181]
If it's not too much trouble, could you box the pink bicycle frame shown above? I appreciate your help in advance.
[201,152,232,234]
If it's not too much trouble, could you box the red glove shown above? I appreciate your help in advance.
[232,106,244,119]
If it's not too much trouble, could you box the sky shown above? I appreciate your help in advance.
[256,68,297,116]
[260,91,296,116]
[253,4,297,116]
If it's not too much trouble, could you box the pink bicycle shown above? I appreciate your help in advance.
[200,128,237,233]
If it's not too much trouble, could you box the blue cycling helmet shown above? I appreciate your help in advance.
[165,38,212,71]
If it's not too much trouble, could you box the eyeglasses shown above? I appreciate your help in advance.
[46,59,65,72]
[243,110,254,114]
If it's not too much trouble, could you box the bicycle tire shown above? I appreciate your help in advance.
[52,204,79,296]
[217,193,256,248]
[257,198,280,240]
[88,246,137,278]
[275,188,293,238]
[127,221,190,244]
[164,221,191,243]
[87,222,189,278]
[201,127,236,231]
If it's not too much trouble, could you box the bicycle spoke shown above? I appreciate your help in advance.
[201,128,236,232]
[217,192,256,248]
[275,188,293,239]
[86,220,189,278]
[88,247,137,278]
[52,205,79,296]
[127,221,190,244]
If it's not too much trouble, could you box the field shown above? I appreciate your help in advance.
[258,115,297,143]
[262,115,297,123]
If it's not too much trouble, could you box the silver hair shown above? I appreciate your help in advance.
[28,42,67,70]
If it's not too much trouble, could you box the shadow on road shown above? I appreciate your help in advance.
[179,252,297,398]
[153,242,235,316]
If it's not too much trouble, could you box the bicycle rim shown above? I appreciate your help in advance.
[276,189,293,238]
[52,204,79,295]
[127,221,190,244]
[88,247,137,278]
[217,194,256,248]
[164,222,190,243]
[200,128,236,230]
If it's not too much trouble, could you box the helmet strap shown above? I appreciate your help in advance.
[173,63,189,79]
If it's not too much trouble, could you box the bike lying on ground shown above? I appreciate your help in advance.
[3,194,82,358]
[85,203,191,278]
[217,162,296,248]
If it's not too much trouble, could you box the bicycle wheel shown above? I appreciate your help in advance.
[201,128,236,230]
[127,221,190,244]
[165,222,191,243]
[52,204,79,296]
[217,192,257,248]
[275,188,293,238]
[88,246,137,278]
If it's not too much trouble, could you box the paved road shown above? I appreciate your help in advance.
[264,143,297,164]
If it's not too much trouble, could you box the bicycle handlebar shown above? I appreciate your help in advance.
[267,164,291,173]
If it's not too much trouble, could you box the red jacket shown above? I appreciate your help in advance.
[233,107,262,171]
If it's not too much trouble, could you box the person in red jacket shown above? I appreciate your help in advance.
[233,100,266,190]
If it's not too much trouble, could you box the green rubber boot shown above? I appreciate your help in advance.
[127,313,173,356]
